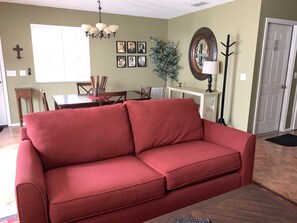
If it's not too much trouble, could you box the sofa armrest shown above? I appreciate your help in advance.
[15,140,49,223]
[203,119,256,186]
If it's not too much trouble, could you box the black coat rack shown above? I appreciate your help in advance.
[218,34,235,126]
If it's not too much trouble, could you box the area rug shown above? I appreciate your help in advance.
[0,214,19,223]
[265,134,297,147]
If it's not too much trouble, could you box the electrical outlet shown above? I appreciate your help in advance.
[240,73,247,81]
[6,70,16,77]
[19,70,27,76]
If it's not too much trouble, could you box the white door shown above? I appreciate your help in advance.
[0,61,8,126]
[255,24,293,134]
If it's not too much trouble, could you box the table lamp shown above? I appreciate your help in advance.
[202,61,219,92]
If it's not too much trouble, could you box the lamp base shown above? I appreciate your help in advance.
[206,76,213,93]
[218,118,227,126]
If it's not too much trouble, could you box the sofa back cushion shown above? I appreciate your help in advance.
[125,98,204,154]
[24,104,134,170]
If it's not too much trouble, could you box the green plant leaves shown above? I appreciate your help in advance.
[149,37,180,82]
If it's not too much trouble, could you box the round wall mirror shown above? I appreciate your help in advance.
[189,27,218,80]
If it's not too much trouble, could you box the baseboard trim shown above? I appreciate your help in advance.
[9,123,21,127]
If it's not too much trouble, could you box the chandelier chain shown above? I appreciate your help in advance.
[97,0,102,23]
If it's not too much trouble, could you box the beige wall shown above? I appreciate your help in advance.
[168,0,261,131]
[0,3,167,124]
[248,0,297,131]
[4,1,297,131]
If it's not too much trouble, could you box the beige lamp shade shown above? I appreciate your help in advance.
[104,28,112,34]
[108,25,119,33]
[81,24,92,32]
[96,22,107,31]
[88,27,98,34]
[202,61,219,75]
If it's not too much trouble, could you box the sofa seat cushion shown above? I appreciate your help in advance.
[138,140,241,190]
[125,98,204,154]
[45,156,165,223]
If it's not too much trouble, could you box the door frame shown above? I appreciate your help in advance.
[290,30,297,129]
[253,18,297,134]
[0,36,11,125]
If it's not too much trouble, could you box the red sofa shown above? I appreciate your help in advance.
[15,98,255,223]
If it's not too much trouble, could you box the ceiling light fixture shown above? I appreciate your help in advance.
[81,0,119,39]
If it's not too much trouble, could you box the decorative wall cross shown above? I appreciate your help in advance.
[13,44,23,59]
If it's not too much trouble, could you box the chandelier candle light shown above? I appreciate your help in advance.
[202,61,219,93]
[81,0,119,39]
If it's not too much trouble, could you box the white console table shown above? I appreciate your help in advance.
[167,86,220,121]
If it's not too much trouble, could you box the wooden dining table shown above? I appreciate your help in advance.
[52,90,146,110]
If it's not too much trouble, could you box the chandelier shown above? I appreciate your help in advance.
[81,0,119,39]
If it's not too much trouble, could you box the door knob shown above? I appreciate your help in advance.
[281,85,287,89]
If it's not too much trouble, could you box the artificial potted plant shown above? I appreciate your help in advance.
[149,37,180,97]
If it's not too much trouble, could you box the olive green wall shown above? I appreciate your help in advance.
[0,3,167,124]
[3,1,297,131]
[248,0,297,132]
[168,0,261,131]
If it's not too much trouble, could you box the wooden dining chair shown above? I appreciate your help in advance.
[40,89,49,111]
[140,85,152,99]
[76,82,92,94]
[99,76,108,92]
[98,91,127,106]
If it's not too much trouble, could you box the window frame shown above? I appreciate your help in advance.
[30,24,91,83]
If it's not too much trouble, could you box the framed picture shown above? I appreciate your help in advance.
[116,41,126,53]
[127,56,136,68]
[117,56,126,68]
[137,41,146,54]
[137,56,146,67]
[127,41,136,53]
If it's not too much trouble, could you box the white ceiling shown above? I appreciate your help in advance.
[0,0,234,19]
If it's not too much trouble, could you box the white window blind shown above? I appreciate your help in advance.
[30,24,90,83]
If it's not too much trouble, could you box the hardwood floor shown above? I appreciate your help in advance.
[253,131,297,203]
[0,126,20,148]
[0,126,20,218]
[0,126,296,218]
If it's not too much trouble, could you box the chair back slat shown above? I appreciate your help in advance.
[98,91,127,106]
[99,76,108,92]
[77,82,92,94]
[140,86,152,99]
[40,89,49,111]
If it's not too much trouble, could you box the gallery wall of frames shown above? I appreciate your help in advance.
[116,41,147,68]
